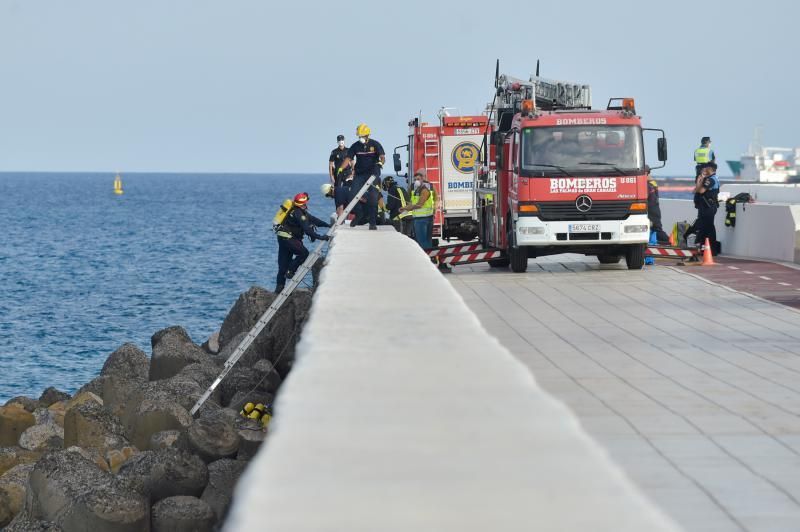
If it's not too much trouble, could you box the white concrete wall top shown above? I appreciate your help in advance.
[723,183,800,204]
[225,227,681,532]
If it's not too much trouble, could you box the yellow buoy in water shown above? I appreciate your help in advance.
[113,172,124,195]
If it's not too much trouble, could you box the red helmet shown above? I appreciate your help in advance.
[293,192,309,208]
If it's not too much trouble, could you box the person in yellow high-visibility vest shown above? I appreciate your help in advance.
[400,170,434,249]
[693,136,715,175]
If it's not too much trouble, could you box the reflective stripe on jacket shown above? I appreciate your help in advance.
[411,186,434,217]
[394,187,412,220]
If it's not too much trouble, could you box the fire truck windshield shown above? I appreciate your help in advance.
[521,125,644,176]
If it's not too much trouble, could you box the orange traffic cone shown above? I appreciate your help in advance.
[701,238,716,266]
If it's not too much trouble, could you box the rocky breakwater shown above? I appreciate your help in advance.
[0,285,314,531]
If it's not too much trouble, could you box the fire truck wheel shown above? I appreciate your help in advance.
[488,257,510,268]
[625,244,645,270]
[509,246,528,273]
[597,254,621,264]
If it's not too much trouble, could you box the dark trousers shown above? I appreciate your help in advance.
[392,216,413,237]
[349,174,380,226]
[694,206,717,251]
[276,236,308,289]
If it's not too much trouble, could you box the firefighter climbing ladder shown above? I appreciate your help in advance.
[189,176,377,416]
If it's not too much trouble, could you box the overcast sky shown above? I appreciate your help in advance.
[0,0,796,176]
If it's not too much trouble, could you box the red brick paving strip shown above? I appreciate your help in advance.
[671,257,800,309]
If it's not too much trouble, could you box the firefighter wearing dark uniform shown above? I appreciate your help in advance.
[274,192,330,292]
[338,123,385,229]
[645,166,669,244]
[382,176,413,237]
[329,134,351,216]
[693,162,720,254]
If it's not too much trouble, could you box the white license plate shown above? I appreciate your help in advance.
[569,224,600,232]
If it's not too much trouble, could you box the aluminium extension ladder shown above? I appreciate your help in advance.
[189,175,377,416]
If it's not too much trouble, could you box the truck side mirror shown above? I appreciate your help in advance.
[657,137,668,162]
[393,153,402,173]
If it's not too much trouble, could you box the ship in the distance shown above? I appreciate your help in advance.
[727,128,799,182]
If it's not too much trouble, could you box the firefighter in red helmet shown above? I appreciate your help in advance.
[273,192,330,292]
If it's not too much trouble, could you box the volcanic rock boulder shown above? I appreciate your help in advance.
[63,401,129,453]
[150,326,215,381]
[252,359,283,394]
[101,342,150,381]
[218,366,260,408]
[0,463,34,527]
[187,409,239,463]
[151,495,215,532]
[150,430,189,451]
[3,515,62,531]
[0,404,36,446]
[128,394,193,451]
[101,343,151,420]
[117,448,208,504]
[37,388,70,408]
[4,396,40,413]
[76,375,107,398]
[26,450,148,531]
[200,458,247,521]
[176,362,220,393]
[217,286,301,366]
[201,331,220,355]
[18,409,64,452]
[0,447,41,477]
[236,419,267,461]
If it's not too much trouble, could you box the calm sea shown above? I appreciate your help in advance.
[0,173,331,402]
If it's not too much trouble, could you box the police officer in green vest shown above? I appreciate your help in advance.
[694,136,715,175]
[400,170,434,249]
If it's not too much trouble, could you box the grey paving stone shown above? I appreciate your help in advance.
[450,256,800,532]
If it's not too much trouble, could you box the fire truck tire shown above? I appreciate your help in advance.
[488,257,510,268]
[509,247,528,273]
[597,254,621,264]
[625,244,645,270]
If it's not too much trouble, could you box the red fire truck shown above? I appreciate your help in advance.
[393,69,667,272]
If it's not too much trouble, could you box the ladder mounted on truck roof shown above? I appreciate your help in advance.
[494,73,592,122]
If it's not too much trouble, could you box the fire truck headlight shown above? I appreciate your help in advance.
[624,225,649,233]
[519,226,545,235]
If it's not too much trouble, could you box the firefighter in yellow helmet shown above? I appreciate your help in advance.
[337,123,385,230]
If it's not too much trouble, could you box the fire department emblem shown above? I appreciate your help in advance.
[451,142,480,174]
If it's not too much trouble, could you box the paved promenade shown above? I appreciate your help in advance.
[450,256,800,532]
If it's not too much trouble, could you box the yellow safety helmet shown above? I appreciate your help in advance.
[356,123,371,137]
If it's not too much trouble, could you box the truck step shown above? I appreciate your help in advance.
[645,246,698,259]
[426,242,486,258]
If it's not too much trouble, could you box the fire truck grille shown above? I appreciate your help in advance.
[537,201,632,221]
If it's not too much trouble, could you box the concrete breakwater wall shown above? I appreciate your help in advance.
[225,228,680,531]
[0,281,316,530]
